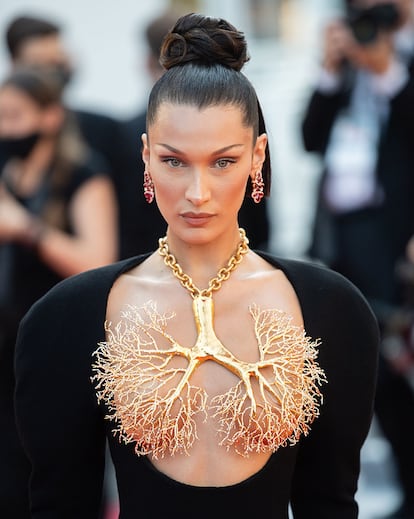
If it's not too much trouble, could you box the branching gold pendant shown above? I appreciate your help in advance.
[92,295,326,459]
[92,230,326,459]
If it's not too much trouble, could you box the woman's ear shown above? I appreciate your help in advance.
[142,133,149,167]
[251,133,267,180]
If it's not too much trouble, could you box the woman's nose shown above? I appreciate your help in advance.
[185,169,211,205]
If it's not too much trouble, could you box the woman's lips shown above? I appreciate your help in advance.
[180,212,215,226]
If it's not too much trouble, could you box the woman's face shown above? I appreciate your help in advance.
[0,85,44,138]
[142,102,267,245]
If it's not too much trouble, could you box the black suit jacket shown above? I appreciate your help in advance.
[301,63,414,303]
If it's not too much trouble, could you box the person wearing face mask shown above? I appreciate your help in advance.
[4,15,125,252]
[301,1,414,517]
[0,67,118,518]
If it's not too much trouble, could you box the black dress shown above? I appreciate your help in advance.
[15,254,379,518]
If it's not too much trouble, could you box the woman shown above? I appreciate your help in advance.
[0,67,117,517]
[15,14,378,518]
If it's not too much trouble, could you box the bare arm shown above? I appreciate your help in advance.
[0,175,118,277]
[36,175,118,277]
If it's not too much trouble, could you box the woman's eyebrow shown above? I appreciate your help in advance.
[156,143,244,154]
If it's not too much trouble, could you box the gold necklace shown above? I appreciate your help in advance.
[93,227,326,459]
[158,228,249,298]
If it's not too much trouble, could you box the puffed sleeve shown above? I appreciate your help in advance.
[289,265,379,518]
[14,272,108,518]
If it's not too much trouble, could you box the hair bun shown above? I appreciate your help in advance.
[159,13,249,72]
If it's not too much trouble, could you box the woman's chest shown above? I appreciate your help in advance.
[93,293,324,461]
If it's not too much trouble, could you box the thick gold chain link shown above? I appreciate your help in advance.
[158,228,249,298]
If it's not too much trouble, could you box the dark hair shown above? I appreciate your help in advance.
[1,66,62,107]
[6,15,60,59]
[147,13,271,196]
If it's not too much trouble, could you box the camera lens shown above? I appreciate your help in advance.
[346,3,400,46]
[350,16,378,45]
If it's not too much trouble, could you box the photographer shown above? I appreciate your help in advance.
[302,1,414,518]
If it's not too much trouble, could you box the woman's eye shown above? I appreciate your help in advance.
[163,157,183,168]
[215,158,234,169]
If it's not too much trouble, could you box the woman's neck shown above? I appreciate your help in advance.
[163,226,247,290]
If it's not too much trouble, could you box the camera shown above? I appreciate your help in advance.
[346,3,401,45]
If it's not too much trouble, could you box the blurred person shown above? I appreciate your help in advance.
[13,13,378,518]
[115,11,175,258]
[301,1,414,517]
[4,18,123,517]
[117,9,270,259]
[4,14,124,254]
[0,67,117,517]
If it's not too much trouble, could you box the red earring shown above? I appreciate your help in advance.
[143,170,154,204]
[251,170,264,203]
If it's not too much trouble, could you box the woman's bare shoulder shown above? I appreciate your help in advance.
[238,251,304,327]
[106,252,177,319]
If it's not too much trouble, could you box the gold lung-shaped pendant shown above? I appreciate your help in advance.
[92,296,326,459]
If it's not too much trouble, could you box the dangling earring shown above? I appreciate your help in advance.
[143,169,154,204]
[251,170,264,204]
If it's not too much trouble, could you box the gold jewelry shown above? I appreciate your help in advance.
[92,228,326,460]
[158,228,249,298]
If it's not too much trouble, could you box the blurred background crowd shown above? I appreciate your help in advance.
[1,1,414,518]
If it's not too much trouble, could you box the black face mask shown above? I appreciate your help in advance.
[0,132,41,160]
[49,64,73,89]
